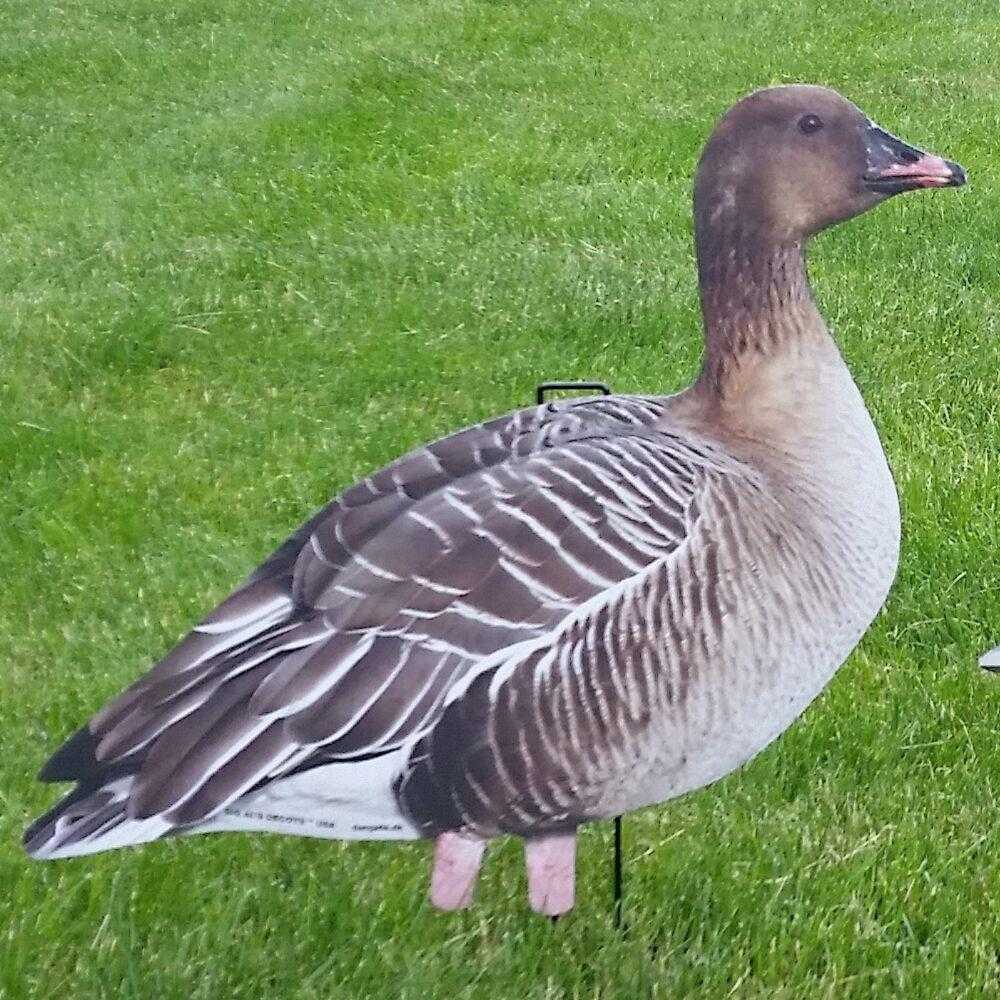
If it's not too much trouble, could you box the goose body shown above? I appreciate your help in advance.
[26,85,964,915]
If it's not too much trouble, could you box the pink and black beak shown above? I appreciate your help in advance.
[862,121,966,194]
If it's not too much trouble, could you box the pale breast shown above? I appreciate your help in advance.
[595,359,901,816]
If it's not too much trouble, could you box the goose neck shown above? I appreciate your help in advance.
[694,227,829,398]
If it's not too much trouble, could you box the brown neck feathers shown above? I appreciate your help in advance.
[693,219,827,399]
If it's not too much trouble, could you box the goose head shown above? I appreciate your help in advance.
[694,85,966,245]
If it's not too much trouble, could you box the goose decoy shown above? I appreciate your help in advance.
[25,86,966,916]
[982,648,1000,670]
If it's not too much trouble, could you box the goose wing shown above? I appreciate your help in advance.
[32,394,733,841]
[396,466,733,838]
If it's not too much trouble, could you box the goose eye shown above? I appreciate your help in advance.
[799,114,824,135]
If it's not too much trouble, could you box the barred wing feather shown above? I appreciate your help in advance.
[27,395,739,853]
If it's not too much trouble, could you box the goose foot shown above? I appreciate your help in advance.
[429,831,486,911]
[524,832,577,916]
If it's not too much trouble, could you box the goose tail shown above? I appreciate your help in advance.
[25,749,420,859]
[24,724,168,859]
[23,777,171,860]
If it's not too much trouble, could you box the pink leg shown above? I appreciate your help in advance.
[524,832,577,916]
[429,831,487,911]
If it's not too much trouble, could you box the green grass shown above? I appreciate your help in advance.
[3,0,1000,996]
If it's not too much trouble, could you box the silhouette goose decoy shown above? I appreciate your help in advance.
[25,86,966,916]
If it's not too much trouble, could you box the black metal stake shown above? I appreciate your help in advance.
[613,815,623,929]
[534,380,623,930]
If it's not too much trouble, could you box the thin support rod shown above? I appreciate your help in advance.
[534,379,621,928]
[613,815,623,929]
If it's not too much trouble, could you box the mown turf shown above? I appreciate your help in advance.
[3,0,1000,996]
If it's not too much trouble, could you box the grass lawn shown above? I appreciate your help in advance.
[3,0,1000,996]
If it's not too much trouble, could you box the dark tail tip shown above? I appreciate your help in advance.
[23,785,124,860]
[38,725,101,783]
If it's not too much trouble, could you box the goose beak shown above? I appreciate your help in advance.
[862,122,966,194]
[981,646,1000,672]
